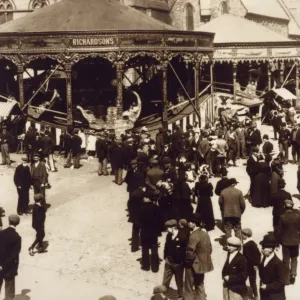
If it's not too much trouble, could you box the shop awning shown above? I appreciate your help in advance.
[0,100,22,118]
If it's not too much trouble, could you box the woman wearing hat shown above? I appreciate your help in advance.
[194,174,215,231]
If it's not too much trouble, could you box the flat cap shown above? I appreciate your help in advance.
[8,214,20,226]
[162,157,171,164]
[149,158,158,164]
[98,296,117,300]
[153,285,167,294]
[21,157,29,162]
[130,159,137,166]
[33,154,40,159]
[284,199,294,207]
[241,228,252,237]
[179,219,188,226]
[165,219,177,227]
[227,237,241,247]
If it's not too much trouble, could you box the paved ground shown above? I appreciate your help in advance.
[0,124,300,300]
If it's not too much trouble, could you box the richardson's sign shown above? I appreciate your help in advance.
[71,37,115,47]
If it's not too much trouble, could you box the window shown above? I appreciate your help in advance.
[0,0,13,25]
[30,0,48,9]
[220,1,228,14]
[185,3,194,31]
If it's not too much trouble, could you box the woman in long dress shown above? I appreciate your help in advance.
[251,158,272,208]
[194,174,215,231]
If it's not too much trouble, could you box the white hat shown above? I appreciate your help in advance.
[227,237,241,247]
[141,126,148,132]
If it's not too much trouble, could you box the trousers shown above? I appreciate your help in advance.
[1,143,10,165]
[0,276,15,300]
[98,158,108,175]
[31,229,45,250]
[282,245,299,278]
[236,139,246,159]
[162,258,184,297]
[115,168,123,185]
[141,245,159,272]
[131,223,140,252]
[185,269,206,300]
[223,287,243,300]
[17,187,30,214]
[223,217,241,239]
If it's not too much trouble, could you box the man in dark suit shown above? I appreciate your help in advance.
[222,237,247,300]
[31,154,48,205]
[162,219,188,299]
[0,214,21,300]
[96,132,108,176]
[13,158,32,215]
[262,134,274,162]
[156,128,165,158]
[146,159,164,195]
[241,228,261,300]
[278,123,290,164]
[28,194,47,256]
[272,179,292,234]
[219,178,246,239]
[124,160,145,195]
[185,214,214,300]
[259,234,287,300]
[138,194,161,272]
[278,199,300,285]
[127,183,146,252]
[24,126,37,163]
[215,168,231,196]
[71,129,82,169]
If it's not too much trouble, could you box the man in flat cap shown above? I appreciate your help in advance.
[28,193,47,256]
[219,178,246,239]
[99,295,116,300]
[241,228,261,300]
[31,154,48,203]
[13,158,32,215]
[185,214,213,300]
[162,219,188,299]
[222,237,247,300]
[0,215,21,300]
[259,234,286,300]
[151,285,167,300]
[277,199,300,285]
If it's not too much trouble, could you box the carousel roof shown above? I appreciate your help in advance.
[0,0,175,33]
[198,14,292,44]
[242,0,289,20]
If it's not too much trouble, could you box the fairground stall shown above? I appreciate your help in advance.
[0,0,214,141]
[198,14,300,122]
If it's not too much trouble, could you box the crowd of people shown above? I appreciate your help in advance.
[0,103,300,300]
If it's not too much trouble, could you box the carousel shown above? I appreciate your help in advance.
[0,0,214,137]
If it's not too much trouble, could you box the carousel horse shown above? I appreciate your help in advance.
[28,89,61,119]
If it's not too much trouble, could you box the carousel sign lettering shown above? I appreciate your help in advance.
[71,38,115,46]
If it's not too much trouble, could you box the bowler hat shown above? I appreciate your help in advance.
[130,159,137,166]
[227,237,241,247]
[8,214,20,226]
[229,178,239,185]
[188,213,203,225]
[260,234,277,248]
[162,157,171,164]
[165,219,177,227]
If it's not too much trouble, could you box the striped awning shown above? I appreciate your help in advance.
[0,100,21,118]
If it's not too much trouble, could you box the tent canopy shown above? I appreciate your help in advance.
[0,100,22,118]
[0,0,176,33]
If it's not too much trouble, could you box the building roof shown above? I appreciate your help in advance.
[0,0,175,33]
[0,100,22,118]
[241,0,289,20]
[123,0,170,11]
[198,14,292,44]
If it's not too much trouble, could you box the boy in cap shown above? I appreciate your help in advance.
[98,296,116,300]
[0,214,21,300]
[222,237,247,300]
[162,219,188,299]
[28,193,46,256]
[278,199,300,285]
[259,233,286,300]
[241,228,261,299]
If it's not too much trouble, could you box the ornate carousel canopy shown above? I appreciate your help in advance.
[198,14,300,62]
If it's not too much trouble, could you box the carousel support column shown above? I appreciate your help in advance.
[233,61,238,101]
[268,60,272,90]
[17,64,25,108]
[161,61,168,129]
[296,60,300,107]
[116,61,124,118]
[210,61,215,122]
[65,63,73,126]
[280,61,285,84]
[194,60,200,123]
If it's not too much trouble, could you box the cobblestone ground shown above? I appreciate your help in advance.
[0,124,300,300]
